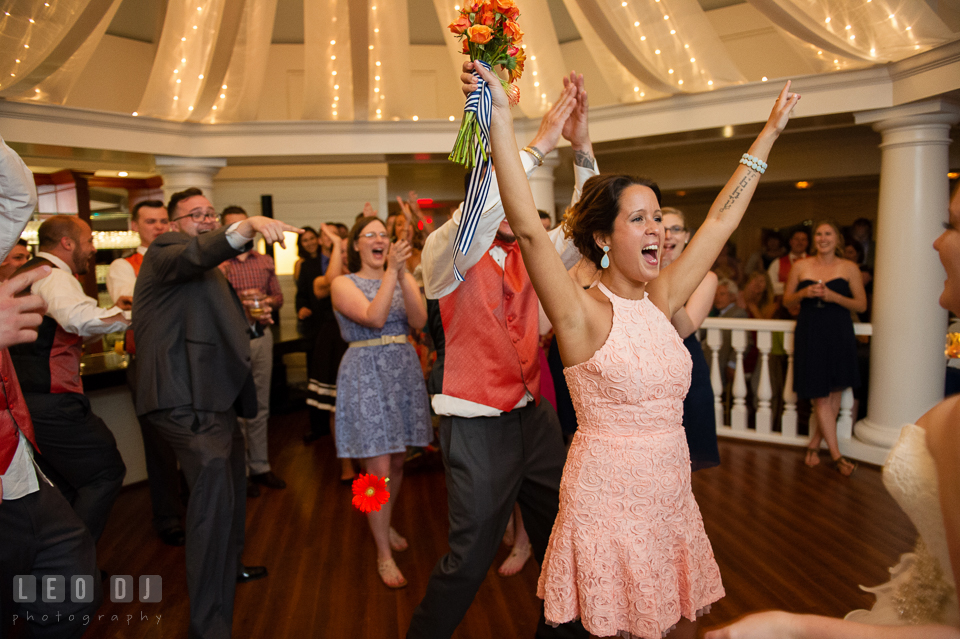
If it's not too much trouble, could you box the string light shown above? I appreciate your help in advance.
[412,115,419,121]
[132,111,138,116]
[220,93,225,98]
[118,171,128,177]
[188,106,193,111]
[449,116,455,121]
[634,21,639,26]
[655,49,661,54]
[761,76,768,81]
[640,36,645,41]
[198,74,203,79]
[212,105,217,110]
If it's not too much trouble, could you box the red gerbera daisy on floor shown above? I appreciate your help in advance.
[352,474,390,513]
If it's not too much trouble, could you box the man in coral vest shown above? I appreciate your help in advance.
[767,228,809,297]
[407,74,596,639]
[0,136,102,639]
[10,216,130,544]
[106,199,186,546]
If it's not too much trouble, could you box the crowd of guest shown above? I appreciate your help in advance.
[0,62,932,639]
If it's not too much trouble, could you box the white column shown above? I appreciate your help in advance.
[853,100,960,450]
[529,152,560,222]
[154,156,228,207]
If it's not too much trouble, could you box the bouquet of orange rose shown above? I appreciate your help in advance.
[447,0,525,168]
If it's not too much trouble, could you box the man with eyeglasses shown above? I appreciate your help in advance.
[132,187,301,639]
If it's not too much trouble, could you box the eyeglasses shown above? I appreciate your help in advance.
[664,225,687,234]
[360,231,389,239]
[172,211,218,222]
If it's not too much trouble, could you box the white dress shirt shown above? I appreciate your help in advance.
[106,245,147,304]
[0,136,41,501]
[33,252,129,337]
[421,150,599,417]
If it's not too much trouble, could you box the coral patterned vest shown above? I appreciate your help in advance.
[124,252,143,354]
[428,239,541,412]
[0,349,38,475]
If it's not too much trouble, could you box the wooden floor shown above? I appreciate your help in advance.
[80,409,914,639]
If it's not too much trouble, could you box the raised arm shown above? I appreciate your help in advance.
[313,225,343,298]
[330,241,410,330]
[468,62,592,337]
[672,271,718,339]
[650,83,800,318]
[422,70,585,300]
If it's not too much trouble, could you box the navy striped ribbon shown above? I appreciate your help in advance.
[453,60,493,282]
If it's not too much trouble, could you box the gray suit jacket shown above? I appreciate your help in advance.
[132,227,257,418]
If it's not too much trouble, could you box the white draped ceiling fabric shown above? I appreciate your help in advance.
[747,0,955,66]
[0,0,956,121]
[0,0,123,103]
[303,0,354,121]
[570,0,745,94]
[136,0,228,120]
[204,0,279,123]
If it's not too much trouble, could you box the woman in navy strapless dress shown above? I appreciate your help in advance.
[783,220,867,476]
[661,208,721,471]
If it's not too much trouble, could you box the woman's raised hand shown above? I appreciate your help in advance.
[387,240,412,273]
[766,81,801,135]
[320,223,340,243]
[460,60,511,114]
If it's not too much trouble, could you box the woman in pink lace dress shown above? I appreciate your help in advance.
[462,64,799,638]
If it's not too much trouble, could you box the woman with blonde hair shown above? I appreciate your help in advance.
[783,219,866,475]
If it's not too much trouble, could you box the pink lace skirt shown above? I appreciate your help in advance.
[537,430,724,638]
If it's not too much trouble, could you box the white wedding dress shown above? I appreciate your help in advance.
[845,423,959,626]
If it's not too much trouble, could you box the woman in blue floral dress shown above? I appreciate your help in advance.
[330,216,432,589]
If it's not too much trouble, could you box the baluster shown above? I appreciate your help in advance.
[706,328,724,428]
[731,329,748,430]
[755,329,773,435]
[837,387,855,439]
[781,330,798,439]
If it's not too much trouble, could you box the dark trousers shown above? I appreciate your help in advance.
[143,406,246,639]
[0,476,102,639]
[25,392,126,543]
[407,401,588,639]
[128,362,182,534]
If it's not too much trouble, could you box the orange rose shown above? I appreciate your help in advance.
[461,39,470,54]
[494,0,520,20]
[503,20,523,43]
[463,0,482,13]
[479,6,496,26]
[448,16,470,35]
[467,24,493,45]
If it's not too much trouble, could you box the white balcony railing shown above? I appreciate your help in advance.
[699,317,872,448]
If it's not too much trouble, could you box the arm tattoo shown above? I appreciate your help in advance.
[718,171,757,213]
[574,150,595,169]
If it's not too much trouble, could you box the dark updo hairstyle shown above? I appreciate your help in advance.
[346,216,386,273]
[297,226,318,258]
[564,174,662,270]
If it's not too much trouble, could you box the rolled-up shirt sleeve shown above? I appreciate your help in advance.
[0,136,37,263]
[422,151,538,300]
[34,270,129,337]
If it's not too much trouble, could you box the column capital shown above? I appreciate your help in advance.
[154,156,228,174]
[854,99,960,131]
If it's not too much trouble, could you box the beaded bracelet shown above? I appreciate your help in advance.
[740,153,767,174]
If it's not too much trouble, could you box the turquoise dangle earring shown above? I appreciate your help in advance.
[600,246,610,269]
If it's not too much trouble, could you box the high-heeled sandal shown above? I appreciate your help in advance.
[831,456,858,477]
[388,527,408,552]
[377,558,407,589]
